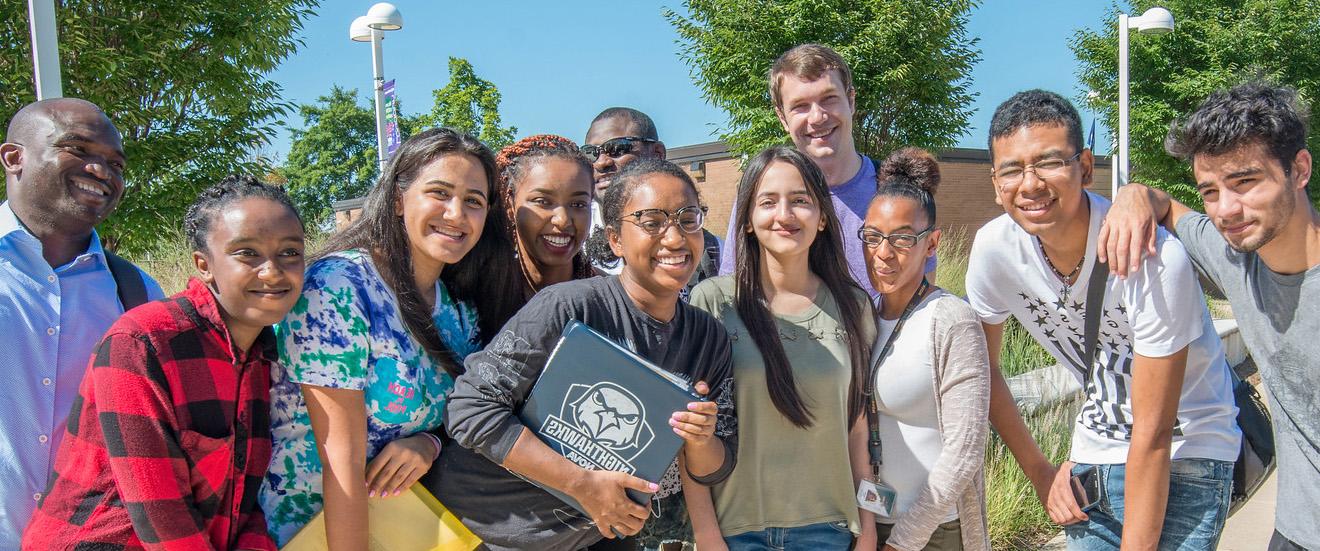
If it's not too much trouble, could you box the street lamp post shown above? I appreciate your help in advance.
[350,3,404,173]
[1115,6,1175,196]
[27,0,63,99]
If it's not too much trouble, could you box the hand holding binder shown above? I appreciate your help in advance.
[569,470,658,538]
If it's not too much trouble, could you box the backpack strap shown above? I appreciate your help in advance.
[105,251,149,311]
[1083,258,1110,369]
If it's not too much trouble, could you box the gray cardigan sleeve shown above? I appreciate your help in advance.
[444,291,574,464]
[887,297,991,551]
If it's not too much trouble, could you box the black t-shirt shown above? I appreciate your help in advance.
[427,275,735,551]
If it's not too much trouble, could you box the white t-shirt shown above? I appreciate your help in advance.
[966,192,1240,464]
[872,289,958,523]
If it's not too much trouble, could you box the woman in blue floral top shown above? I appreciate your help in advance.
[260,128,519,547]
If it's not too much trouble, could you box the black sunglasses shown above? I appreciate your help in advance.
[580,136,657,161]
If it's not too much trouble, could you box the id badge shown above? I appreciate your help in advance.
[856,479,897,518]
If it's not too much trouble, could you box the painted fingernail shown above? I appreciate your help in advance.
[668,418,678,426]
[368,490,376,498]
[648,483,659,491]
[393,489,402,497]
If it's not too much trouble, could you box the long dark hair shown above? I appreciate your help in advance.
[316,128,518,375]
[733,146,873,427]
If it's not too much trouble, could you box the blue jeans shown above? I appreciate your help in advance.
[725,521,853,551]
[1064,458,1233,551]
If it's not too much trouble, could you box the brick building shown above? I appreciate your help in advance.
[333,140,1113,235]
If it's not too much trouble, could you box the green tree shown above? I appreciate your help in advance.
[666,0,980,161]
[0,0,319,253]
[421,57,517,151]
[1072,0,1320,210]
[279,86,401,228]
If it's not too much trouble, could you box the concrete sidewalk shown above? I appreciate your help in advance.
[1218,470,1277,550]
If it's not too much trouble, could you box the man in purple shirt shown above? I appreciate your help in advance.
[718,43,880,295]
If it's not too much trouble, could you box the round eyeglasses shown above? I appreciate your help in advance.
[620,206,706,236]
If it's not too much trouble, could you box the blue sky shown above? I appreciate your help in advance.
[266,0,1120,159]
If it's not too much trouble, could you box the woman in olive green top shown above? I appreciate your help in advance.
[687,146,877,551]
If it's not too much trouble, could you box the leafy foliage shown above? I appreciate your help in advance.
[665,0,980,161]
[419,57,517,151]
[283,57,516,226]
[278,87,413,228]
[1072,0,1320,211]
[0,0,319,253]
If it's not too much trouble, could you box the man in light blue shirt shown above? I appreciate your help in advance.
[0,98,163,546]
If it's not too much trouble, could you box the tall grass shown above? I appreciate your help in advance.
[986,399,1078,549]
[940,227,1075,548]
[936,228,1055,378]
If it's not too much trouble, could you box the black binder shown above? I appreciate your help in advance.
[517,321,704,511]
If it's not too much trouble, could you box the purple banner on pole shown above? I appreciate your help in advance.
[383,79,402,156]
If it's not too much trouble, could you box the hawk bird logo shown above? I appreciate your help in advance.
[571,383,646,450]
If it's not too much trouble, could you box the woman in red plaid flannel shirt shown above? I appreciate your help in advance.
[22,175,306,550]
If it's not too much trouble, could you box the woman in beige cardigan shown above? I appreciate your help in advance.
[860,148,991,551]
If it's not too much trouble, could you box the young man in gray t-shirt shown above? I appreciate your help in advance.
[1105,83,1320,551]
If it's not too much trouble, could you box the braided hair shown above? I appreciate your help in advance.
[486,134,595,329]
[185,174,303,252]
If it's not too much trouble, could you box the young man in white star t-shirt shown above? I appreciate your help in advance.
[966,90,1240,551]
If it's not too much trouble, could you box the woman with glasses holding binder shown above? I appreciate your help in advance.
[684,146,877,551]
[858,148,990,551]
[436,159,738,551]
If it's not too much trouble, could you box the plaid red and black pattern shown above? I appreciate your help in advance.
[22,278,277,551]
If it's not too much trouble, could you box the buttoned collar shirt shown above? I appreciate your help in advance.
[0,201,163,547]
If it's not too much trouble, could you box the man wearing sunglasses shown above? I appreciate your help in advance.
[965,90,1239,551]
[583,107,720,293]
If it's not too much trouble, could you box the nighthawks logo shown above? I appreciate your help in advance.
[540,382,655,474]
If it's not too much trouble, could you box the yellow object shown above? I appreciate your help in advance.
[281,483,481,551]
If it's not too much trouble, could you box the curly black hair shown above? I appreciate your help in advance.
[184,174,303,252]
[1166,82,1310,177]
[874,146,941,226]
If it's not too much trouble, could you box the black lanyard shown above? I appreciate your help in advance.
[865,278,931,479]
